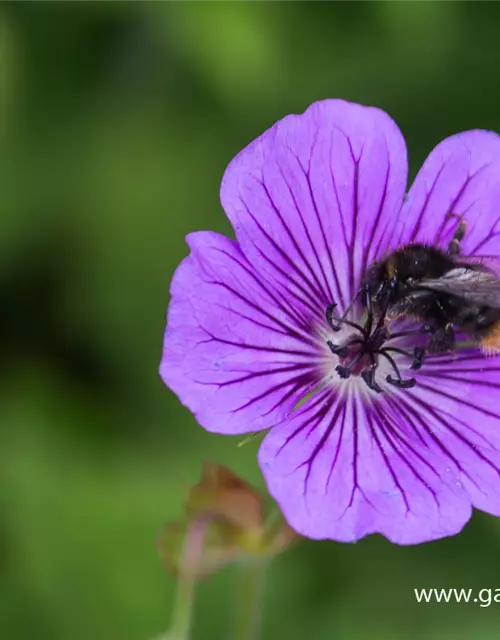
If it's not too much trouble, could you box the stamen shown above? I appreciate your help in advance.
[326,341,348,357]
[335,365,352,380]
[377,351,416,389]
[386,375,416,389]
[361,369,383,393]
[381,346,414,360]
[382,346,425,370]
[335,351,364,379]
[325,303,366,334]
[325,303,341,331]
[325,296,427,393]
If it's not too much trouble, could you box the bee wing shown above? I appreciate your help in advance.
[457,254,500,277]
[418,267,500,308]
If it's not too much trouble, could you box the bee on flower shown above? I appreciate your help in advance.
[160,100,500,545]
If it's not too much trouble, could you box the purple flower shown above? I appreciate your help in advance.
[161,100,500,544]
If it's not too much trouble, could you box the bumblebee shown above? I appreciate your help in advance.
[362,218,500,354]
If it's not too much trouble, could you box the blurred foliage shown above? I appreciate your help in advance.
[3,2,500,639]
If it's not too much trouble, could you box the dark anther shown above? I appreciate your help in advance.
[361,369,383,393]
[326,294,428,393]
[335,365,351,379]
[377,350,417,389]
[386,375,416,389]
[335,351,364,380]
[325,304,341,331]
[411,346,425,370]
[326,341,348,357]
[325,302,365,334]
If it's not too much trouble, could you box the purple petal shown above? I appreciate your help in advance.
[160,231,321,434]
[396,131,500,254]
[220,99,407,311]
[407,352,500,517]
[258,388,472,544]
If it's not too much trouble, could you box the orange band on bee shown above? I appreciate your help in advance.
[386,257,397,278]
[480,321,500,355]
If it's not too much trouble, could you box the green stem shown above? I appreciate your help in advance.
[233,560,267,640]
[166,517,210,640]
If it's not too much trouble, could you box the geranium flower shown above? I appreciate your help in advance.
[161,100,500,544]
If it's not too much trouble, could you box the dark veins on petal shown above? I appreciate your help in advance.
[301,397,344,493]
[408,162,492,247]
[266,165,336,306]
[281,390,363,513]
[405,162,448,245]
[194,328,320,418]
[371,400,441,493]
[282,137,343,307]
[470,214,500,254]
[192,242,325,413]
[397,389,500,491]
[327,126,392,301]
[360,146,391,281]
[278,389,338,459]
[347,138,361,303]
[229,369,318,417]
[210,248,319,342]
[237,197,328,314]
[272,343,500,516]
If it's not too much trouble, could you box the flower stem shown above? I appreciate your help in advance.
[166,517,210,640]
[233,560,267,640]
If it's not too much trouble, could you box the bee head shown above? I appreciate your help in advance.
[362,261,399,312]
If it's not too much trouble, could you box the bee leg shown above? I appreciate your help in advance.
[410,346,426,370]
[447,213,467,256]
[428,323,455,353]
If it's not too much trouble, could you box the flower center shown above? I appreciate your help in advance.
[325,301,429,393]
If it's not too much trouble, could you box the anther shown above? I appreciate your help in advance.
[325,302,366,334]
[325,304,341,331]
[326,341,348,357]
[335,351,364,380]
[327,293,426,393]
[386,375,416,389]
[378,351,416,389]
[361,369,383,393]
[335,365,351,379]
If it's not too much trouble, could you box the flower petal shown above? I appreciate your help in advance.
[160,231,320,434]
[220,99,407,312]
[258,388,471,544]
[396,130,500,254]
[407,351,500,517]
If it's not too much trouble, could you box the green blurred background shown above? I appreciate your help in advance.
[3,2,500,639]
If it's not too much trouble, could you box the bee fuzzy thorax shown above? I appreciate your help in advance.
[362,233,500,357]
